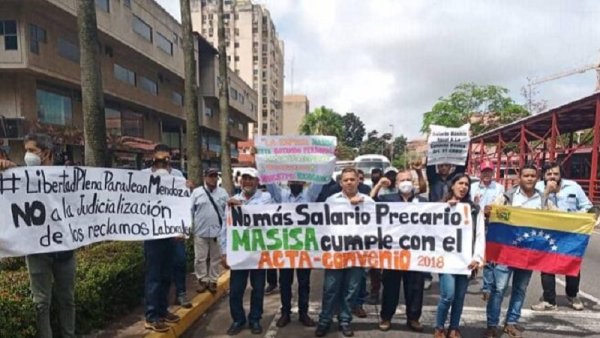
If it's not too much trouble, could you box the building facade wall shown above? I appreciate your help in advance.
[282,95,309,135]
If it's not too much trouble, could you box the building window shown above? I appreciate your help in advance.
[123,0,131,8]
[172,92,183,106]
[36,88,73,125]
[0,20,18,50]
[205,105,213,117]
[238,122,243,131]
[29,24,46,54]
[105,107,122,136]
[133,15,152,42]
[139,76,158,95]
[58,37,79,62]
[122,110,144,137]
[156,32,173,55]
[113,64,136,85]
[95,0,110,12]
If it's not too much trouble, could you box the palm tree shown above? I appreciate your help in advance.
[299,106,344,139]
[217,0,233,194]
[77,0,107,166]
[181,0,202,185]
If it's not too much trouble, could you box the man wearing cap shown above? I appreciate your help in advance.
[191,168,229,295]
[266,180,323,328]
[222,168,273,335]
[471,160,505,300]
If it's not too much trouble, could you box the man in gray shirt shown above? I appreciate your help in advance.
[191,168,229,294]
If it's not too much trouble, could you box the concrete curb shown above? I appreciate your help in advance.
[145,270,230,338]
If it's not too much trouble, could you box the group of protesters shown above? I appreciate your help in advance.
[0,132,594,338]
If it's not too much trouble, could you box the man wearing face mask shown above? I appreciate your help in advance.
[0,133,76,338]
[141,144,188,332]
[531,162,592,312]
[266,180,324,328]
[222,168,274,335]
[376,167,427,332]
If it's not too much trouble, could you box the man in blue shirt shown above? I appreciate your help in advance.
[531,162,592,312]
[221,169,273,335]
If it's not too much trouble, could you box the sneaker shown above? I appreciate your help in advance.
[483,326,498,338]
[378,319,391,331]
[447,328,462,338]
[197,280,208,293]
[176,294,192,309]
[351,306,367,318]
[265,284,278,295]
[424,278,432,290]
[567,296,584,310]
[208,282,218,294]
[338,322,354,337]
[434,328,446,338]
[161,312,181,324]
[531,301,557,311]
[503,324,524,338]
[145,320,170,332]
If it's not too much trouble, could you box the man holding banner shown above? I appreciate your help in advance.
[222,168,273,336]
[315,167,375,338]
[0,133,78,338]
[266,180,323,328]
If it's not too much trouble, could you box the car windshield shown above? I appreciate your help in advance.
[356,160,387,178]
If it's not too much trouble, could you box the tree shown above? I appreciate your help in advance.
[342,112,366,148]
[181,0,202,185]
[358,130,392,156]
[77,0,107,166]
[299,106,344,140]
[521,84,548,115]
[421,83,529,136]
[217,0,233,194]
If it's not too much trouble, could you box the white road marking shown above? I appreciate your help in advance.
[556,277,600,305]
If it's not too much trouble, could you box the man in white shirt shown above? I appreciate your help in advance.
[191,168,229,294]
[315,168,375,338]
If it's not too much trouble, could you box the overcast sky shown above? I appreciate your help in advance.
[157,0,600,140]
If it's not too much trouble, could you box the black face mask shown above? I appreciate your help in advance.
[290,184,303,196]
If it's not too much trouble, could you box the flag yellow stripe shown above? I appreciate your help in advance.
[489,206,595,235]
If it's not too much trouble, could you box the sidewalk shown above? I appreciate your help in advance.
[84,271,230,338]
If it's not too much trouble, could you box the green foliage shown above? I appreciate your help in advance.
[421,83,529,136]
[0,242,150,337]
[0,257,26,271]
[299,106,344,140]
[342,113,366,148]
[336,144,357,160]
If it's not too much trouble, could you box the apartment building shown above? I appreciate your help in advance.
[0,0,256,170]
[191,0,284,136]
[282,95,309,135]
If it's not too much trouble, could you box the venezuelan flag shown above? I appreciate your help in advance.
[486,206,595,276]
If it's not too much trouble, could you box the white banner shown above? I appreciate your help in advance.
[427,124,470,166]
[0,166,192,258]
[255,135,336,184]
[226,202,474,275]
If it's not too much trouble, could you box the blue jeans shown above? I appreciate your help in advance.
[485,263,512,327]
[482,263,494,294]
[229,269,266,324]
[435,274,469,329]
[280,268,311,315]
[506,268,532,325]
[172,241,187,296]
[351,269,368,308]
[318,268,363,327]
[144,239,173,322]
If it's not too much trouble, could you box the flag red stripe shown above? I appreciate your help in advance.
[486,242,582,276]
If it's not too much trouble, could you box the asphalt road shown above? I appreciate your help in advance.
[184,230,600,338]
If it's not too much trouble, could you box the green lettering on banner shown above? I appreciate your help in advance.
[232,229,250,251]
[266,228,283,250]
[297,172,328,182]
[251,229,266,251]
[311,138,334,146]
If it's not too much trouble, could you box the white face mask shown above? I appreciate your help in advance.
[398,181,414,194]
[24,152,42,166]
[154,168,169,176]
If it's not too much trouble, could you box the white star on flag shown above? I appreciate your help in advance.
[544,234,551,240]
[551,245,558,251]
[549,239,556,245]
[539,230,545,236]
[531,230,537,236]
[523,233,530,238]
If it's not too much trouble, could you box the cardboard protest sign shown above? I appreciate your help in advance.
[427,124,470,166]
[226,202,475,275]
[255,135,336,184]
[0,166,192,258]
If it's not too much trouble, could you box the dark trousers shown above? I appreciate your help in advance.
[369,269,382,294]
[144,239,174,322]
[267,269,278,286]
[229,269,266,324]
[380,270,425,321]
[279,268,311,315]
[172,241,187,296]
[541,272,580,304]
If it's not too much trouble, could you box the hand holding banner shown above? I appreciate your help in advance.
[427,124,470,166]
